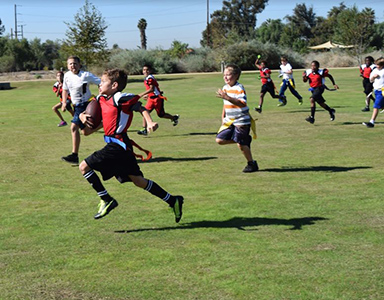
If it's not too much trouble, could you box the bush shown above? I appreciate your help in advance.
[0,55,14,72]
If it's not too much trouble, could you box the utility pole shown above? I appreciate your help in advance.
[207,0,210,47]
[14,4,18,39]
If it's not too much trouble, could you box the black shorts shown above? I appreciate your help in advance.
[363,78,374,95]
[311,86,325,103]
[85,142,143,183]
[216,124,251,146]
[261,82,276,97]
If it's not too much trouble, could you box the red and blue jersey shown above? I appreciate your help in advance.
[304,69,329,88]
[360,64,376,79]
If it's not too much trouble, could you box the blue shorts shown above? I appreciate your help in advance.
[216,125,251,146]
[373,90,384,109]
[72,102,88,129]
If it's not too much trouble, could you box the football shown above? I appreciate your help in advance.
[84,99,102,129]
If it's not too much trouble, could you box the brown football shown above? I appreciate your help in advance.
[84,99,102,129]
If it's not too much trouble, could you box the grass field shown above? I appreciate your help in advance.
[1,68,384,300]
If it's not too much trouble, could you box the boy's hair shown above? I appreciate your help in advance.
[311,60,320,68]
[103,69,128,92]
[225,64,241,79]
[365,56,374,62]
[375,57,384,67]
[67,56,80,63]
[143,64,153,71]
[280,56,288,61]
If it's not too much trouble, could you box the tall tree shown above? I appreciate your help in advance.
[201,0,269,48]
[0,18,5,36]
[137,18,147,50]
[256,19,284,44]
[334,6,375,58]
[63,0,109,68]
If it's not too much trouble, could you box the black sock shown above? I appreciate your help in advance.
[144,179,174,204]
[311,107,315,118]
[83,170,112,201]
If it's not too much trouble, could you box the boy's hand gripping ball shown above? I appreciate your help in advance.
[84,99,102,129]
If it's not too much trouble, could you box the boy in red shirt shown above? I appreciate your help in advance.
[137,64,179,135]
[254,57,285,113]
[52,71,74,127]
[79,69,183,222]
[302,60,339,124]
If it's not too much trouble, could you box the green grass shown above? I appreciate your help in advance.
[1,69,384,300]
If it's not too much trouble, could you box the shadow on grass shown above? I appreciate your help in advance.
[139,156,217,163]
[115,216,328,233]
[341,121,384,125]
[262,166,371,172]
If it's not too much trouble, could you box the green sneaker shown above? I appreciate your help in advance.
[169,196,184,223]
[94,198,118,219]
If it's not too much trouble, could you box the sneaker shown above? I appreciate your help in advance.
[58,121,67,127]
[169,196,184,223]
[172,115,179,126]
[61,153,79,165]
[298,98,303,105]
[243,160,259,173]
[277,102,286,107]
[255,106,262,113]
[280,95,287,106]
[363,121,375,128]
[305,116,315,124]
[329,109,336,121]
[362,106,370,112]
[380,109,384,114]
[137,128,148,136]
[94,198,118,219]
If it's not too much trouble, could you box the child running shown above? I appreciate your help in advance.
[302,60,338,124]
[278,56,303,105]
[52,71,74,127]
[363,57,384,128]
[79,68,183,222]
[137,64,179,135]
[360,56,376,112]
[215,64,258,173]
[254,56,285,113]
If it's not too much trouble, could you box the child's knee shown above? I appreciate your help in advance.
[79,160,89,174]
[216,138,225,145]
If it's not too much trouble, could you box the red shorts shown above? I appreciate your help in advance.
[145,97,165,117]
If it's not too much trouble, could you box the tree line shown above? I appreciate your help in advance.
[0,0,382,73]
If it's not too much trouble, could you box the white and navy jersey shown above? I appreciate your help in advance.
[370,68,384,90]
[63,70,101,105]
[280,63,294,80]
[222,82,250,126]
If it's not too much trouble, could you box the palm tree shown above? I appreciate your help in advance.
[137,18,147,50]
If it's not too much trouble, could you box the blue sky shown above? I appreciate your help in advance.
[0,0,383,49]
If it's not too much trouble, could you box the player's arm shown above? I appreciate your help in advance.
[61,89,69,111]
[302,72,308,82]
[133,93,159,133]
[216,89,246,107]
[79,112,103,136]
[326,73,339,89]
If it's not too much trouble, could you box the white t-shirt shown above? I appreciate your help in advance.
[370,68,384,90]
[280,63,294,80]
[63,70,101,105]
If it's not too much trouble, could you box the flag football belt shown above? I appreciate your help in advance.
[280,79,296,89]
[104,136,153,161]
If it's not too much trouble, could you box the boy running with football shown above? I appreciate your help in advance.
[302,60,338,124]
[137,64,179,135]
[61,56,101,165]
[79,68,183,222]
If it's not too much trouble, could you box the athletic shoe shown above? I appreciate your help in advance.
[58,121,67,127]
[61,153,79,165]
[255,106,262,113]
[363,122,375,128]
[380,109,384,114]
[169,196,183,223]
[329,109,336,121]
[362,107,370,112]
[172,114,179,126]
[137,128,148,136]
[305,116,315,124]
[298,98,303,105]
[94,198,118,219]
[243,160,259,173]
